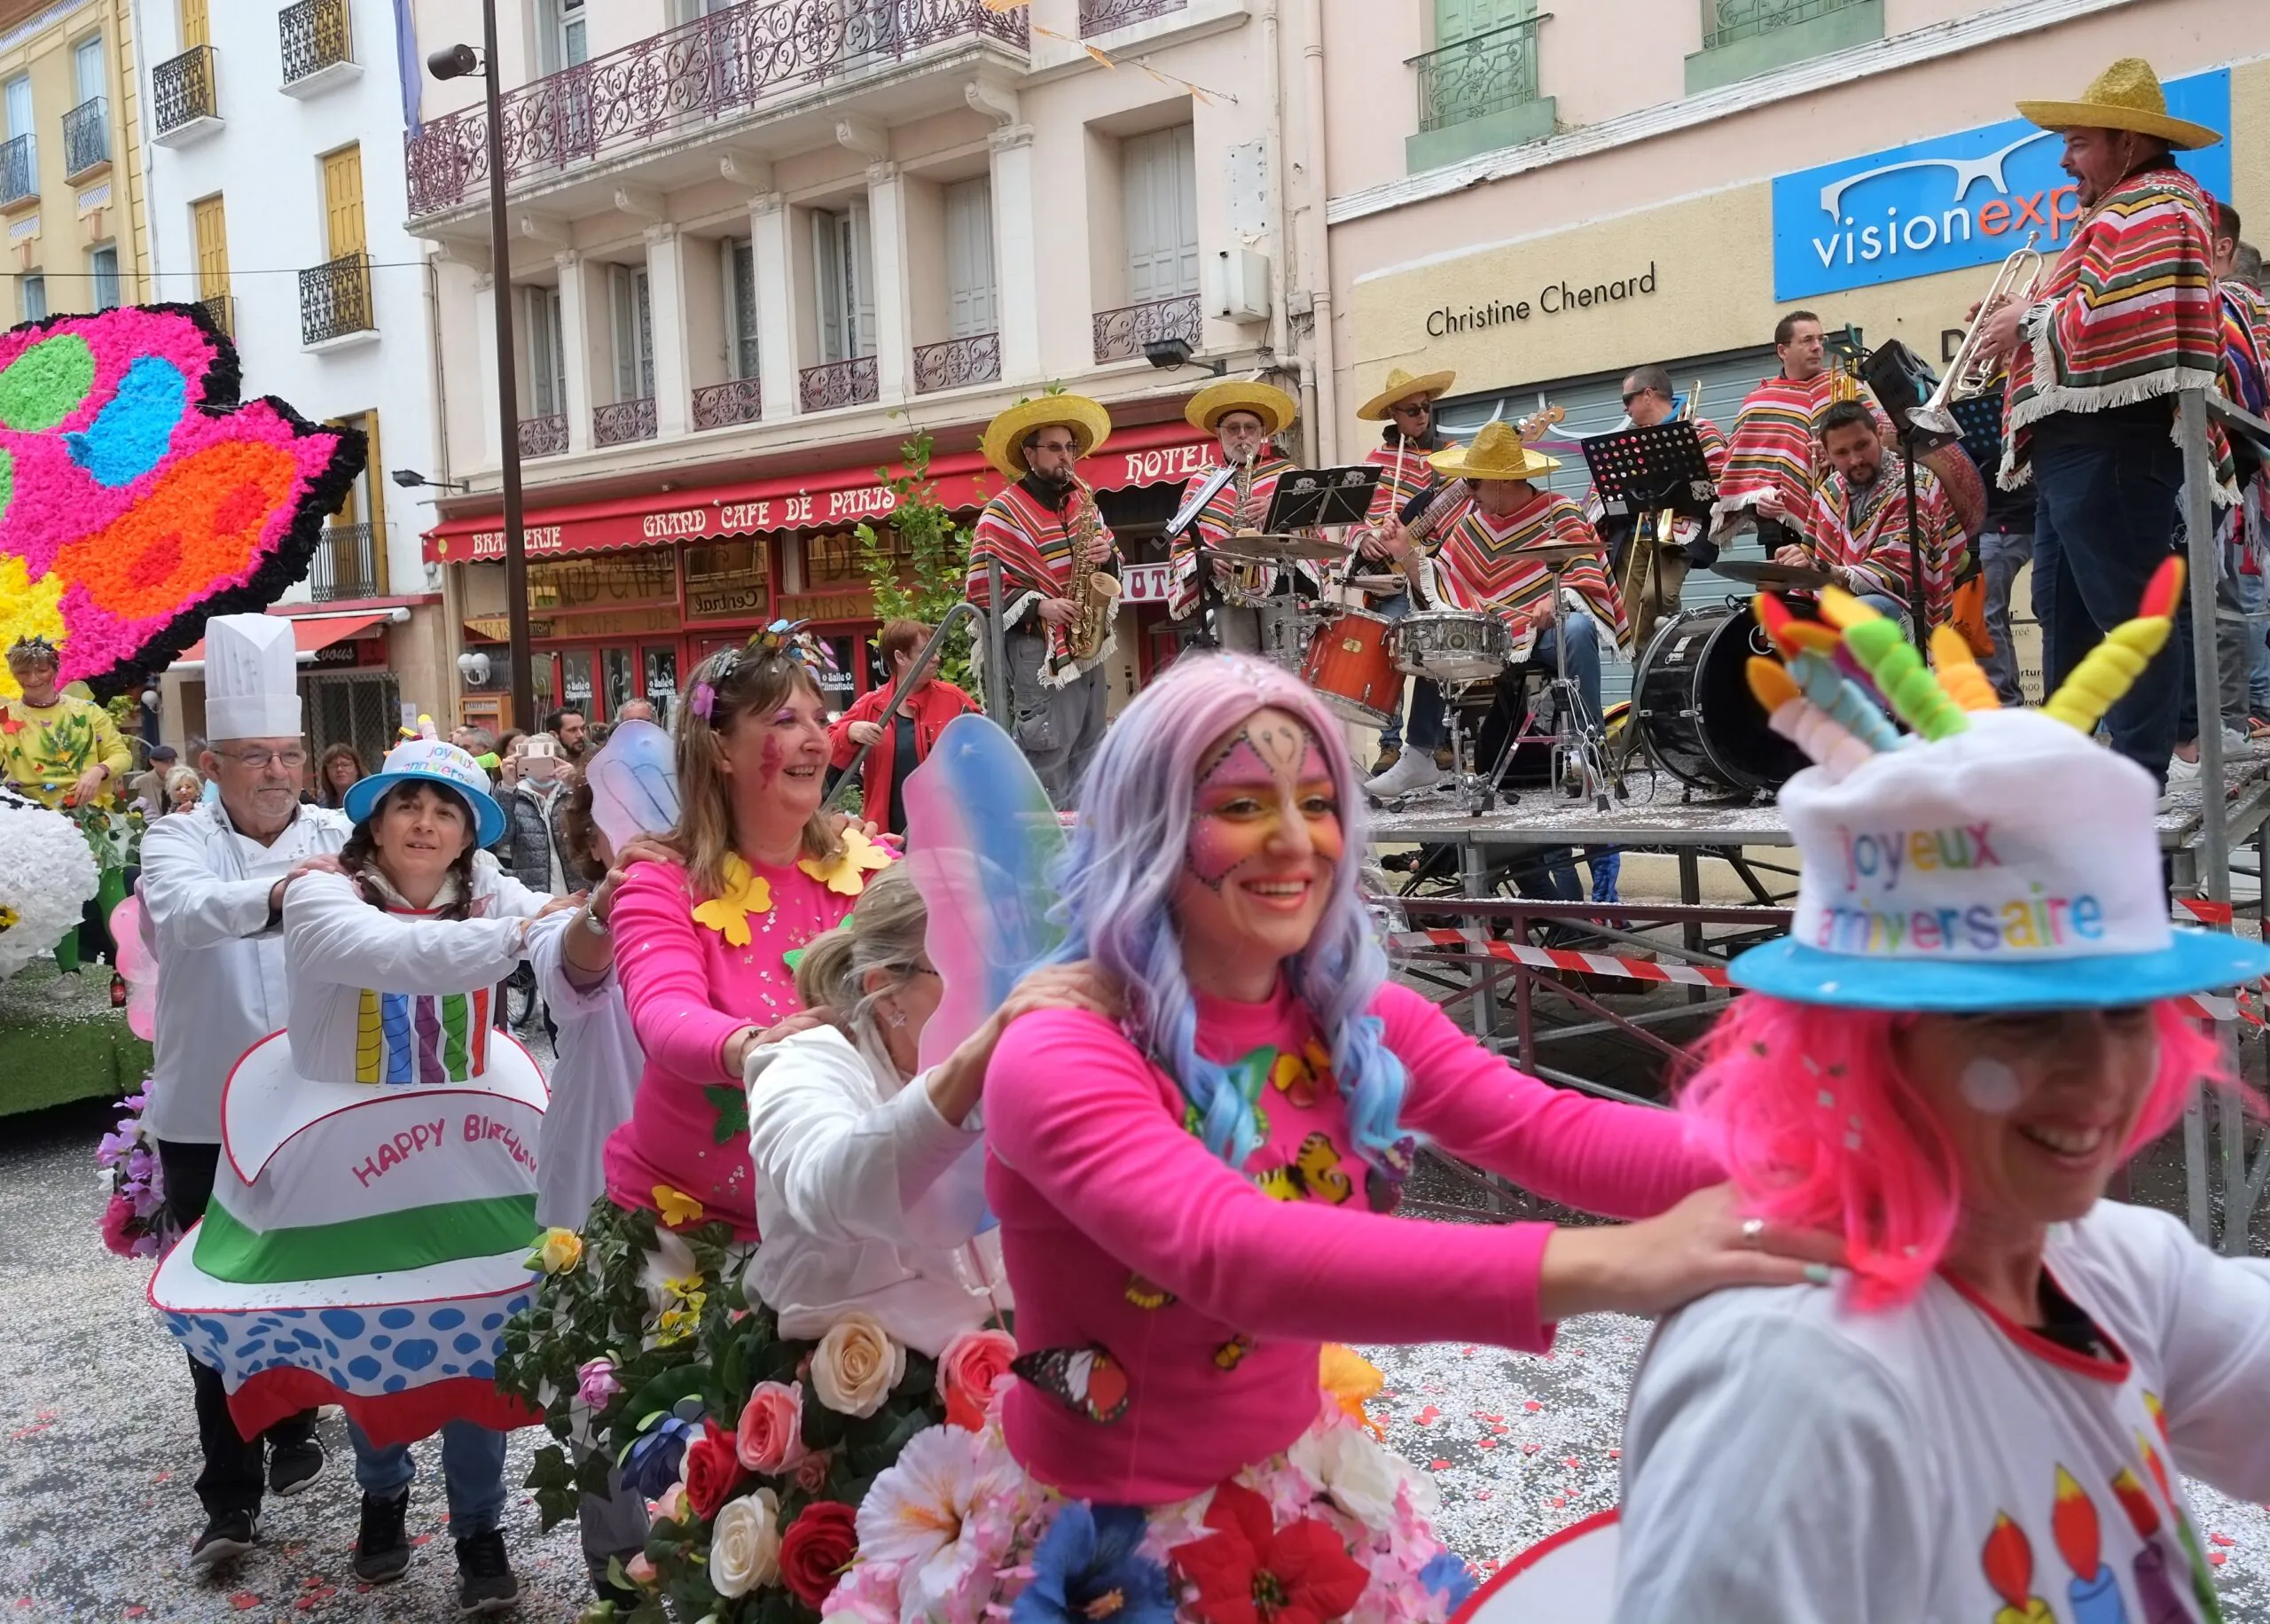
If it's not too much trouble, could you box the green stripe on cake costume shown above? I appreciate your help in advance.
[194,1191,538,1284]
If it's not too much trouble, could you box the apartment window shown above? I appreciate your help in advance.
[179,0,208,50]
[316,409,385,601]
[74,35,103,103]
[1121,125,1199,304]
[2,74,35,203]
[322,144,365,259]
[1687,0,1883,94]
[542,0,588,72]
[943,177,996,339]
[20,274,45,320]
[810,204,874,363]
[192,193,229,330]
[1406,0,1550,173]
[525,285,567,416]
[90,245,118,308]
[724,238,758,379]
[609,263,654,402]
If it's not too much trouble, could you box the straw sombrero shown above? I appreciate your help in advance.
[1357,366,1457,421]
[2016,58,2220,151]
[981,394,1113,480]
[1428,419,1559,482]
[1186,379,1298,436]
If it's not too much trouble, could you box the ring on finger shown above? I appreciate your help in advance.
[1740,1216,1765,1249]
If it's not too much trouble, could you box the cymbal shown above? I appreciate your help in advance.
[1210,534,1347,562]
[1714,558,1838,590]
[1517,543,1607,566]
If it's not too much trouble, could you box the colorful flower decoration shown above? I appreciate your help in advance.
[690,853,776,945]
[1170,1481,1370,1624]
[799,825,893,897]
[1318,1344,1386,1441]
[653,1184,708,1229]
[0,305,364,698]
[1014,1502,1177,1624]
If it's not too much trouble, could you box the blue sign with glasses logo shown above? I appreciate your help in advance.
[1771,68,2232,301]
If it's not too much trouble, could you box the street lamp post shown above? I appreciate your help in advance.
[428,4,533,734]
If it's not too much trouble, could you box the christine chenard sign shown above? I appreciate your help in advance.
[1425,263,1659,338]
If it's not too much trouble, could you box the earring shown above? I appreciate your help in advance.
[887,1006,906,1028]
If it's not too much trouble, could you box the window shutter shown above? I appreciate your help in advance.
[945,177,995,339]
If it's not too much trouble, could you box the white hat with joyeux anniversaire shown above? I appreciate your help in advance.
[1730,568,2270,1011]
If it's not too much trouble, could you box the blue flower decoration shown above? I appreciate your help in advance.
[1011,1503,1176,1624]
[621,1413,699,1501]
[1419,1550,1478,1609]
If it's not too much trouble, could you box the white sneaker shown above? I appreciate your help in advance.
[2166,753,2201,785]
[1365,752,1446,799]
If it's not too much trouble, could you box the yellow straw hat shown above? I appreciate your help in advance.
[1357,366,1457,421]
[1428,419,1559,481]
[1185,379,1299,437]
[2016,58,2220,151]
[980,393,1113,480]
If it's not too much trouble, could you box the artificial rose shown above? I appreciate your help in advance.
[779,1499,860,1608]
[935,1329,1018,1433]
[709,1487,783,1599]
[682,1418,749,1522]
[623,1553,656,1588]
[736,1380,810,1475]
[795,1449,832,1494]
[810,1311,905,1418]
[575,1358,620,1409]
[536,1227,583,1273]
[650,1482,689,1526]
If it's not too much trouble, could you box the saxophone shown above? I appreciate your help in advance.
[1220,449,1272,607]
[1066,476,1121,662]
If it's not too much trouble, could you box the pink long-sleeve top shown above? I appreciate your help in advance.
[603,855,857,1238]
[983,976,1718,1504]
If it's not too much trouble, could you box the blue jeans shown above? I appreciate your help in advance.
[1373,593,1444,753]
[349,1419,507,1540]
[1977,525,2033,706]
[2029,412,2185,785]
[2236,564,2270,714]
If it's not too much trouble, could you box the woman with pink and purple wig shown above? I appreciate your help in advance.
[824,653,1836,1624]
[1616,584,2270,1620]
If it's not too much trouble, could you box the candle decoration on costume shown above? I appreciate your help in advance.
[2042,558,2186,734]
[2135,1429,2220,1622]
[1822,589,1969,741]
[1746,657,1875,780]
[2108,1468,2193,1624]
[1785,650,1904,755]
[1982,1512,2059,1624]
[2049,1465,2132,1624]
[1930,624,2003,712]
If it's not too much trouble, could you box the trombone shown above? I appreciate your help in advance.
[1909,233,2045,439]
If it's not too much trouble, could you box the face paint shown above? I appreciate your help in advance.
[757,731,782,786]
[1959,1056,2024,1114]
[1185,714,1339,891]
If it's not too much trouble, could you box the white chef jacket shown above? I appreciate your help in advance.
[744,1023,1006,1355]
[138,800,351,1144]
[527,909,642,1231]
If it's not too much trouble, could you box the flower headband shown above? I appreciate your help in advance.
[691,620,839,723]
[6,635,60,667]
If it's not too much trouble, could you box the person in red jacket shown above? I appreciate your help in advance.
[829,619,980,834]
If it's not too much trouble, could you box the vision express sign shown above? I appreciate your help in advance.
[1771,68,2232,301]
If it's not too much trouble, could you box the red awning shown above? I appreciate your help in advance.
[421,419,1222,565]
[175,611,393,667]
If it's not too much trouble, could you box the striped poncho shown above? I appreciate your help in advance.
[2001,163,2228,496]
[1425,487,1629,648]
[967,479,1117,685]
[1814,449,1969,629]
[1168,453,1302,618]
[1716,374,1891,535]
[2218,280,2269,418]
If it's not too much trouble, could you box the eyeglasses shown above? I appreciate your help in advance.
[1621,389,1658,407]
[217,747,308,770]
[1029,439,1079,455]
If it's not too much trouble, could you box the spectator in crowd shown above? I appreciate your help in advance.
[544,707,589,765]
[827,619,980,836]
[613,699,656,725]
[500,734,573,897]
[129,743,180,816]
[165,766,204,816]
[315,744,365,810]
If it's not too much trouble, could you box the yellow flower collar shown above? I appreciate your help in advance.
[798,827,892,896]
[690,855,774,947]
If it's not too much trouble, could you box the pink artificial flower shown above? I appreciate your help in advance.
[935,1329,1019,1433]
[576,1358,621,1409]
[795,1449,833,1494]
[98,1192,140,1258]
[736,1380,811,1475]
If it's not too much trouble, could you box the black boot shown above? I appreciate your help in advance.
[456,1527,521,1615]
[352,1488,411,1585]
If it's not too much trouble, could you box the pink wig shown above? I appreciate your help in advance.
[1679,995,2223,1308]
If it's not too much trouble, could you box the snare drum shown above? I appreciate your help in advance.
[1300,607,1399,727]
[1452,1511,1620,1624]
[1391,611,1513,685]
[1254,599,1309,672]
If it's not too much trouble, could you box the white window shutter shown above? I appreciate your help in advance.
[849,197,876,358]
[945,177,995,339]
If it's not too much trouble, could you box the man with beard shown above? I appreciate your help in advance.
[1977,58,2225,785]
[1165,379,1311,660]
[1349,365,1460,775]
[137,614,351,1568]
[1715,313,1892,560]
[1781,402,1969,634]
[966,394,1117,806]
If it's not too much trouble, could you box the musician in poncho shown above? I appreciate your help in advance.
[1166,379,1313,659]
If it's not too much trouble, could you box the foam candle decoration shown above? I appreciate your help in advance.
[1788,650,1904,754]
[2042,557,2187,734]
[2051,1466,2132,1624]
[1930,624,2002,711]
[1747,657,1874,779]
[2136,1432,2219,1624]
[1843,617,1969,741]
[2108,1470,2192,1624]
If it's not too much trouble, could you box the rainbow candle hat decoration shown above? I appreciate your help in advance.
[1734,559,2270,1010]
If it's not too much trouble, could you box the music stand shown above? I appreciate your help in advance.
[1261,465,1384,532]
[1579,423,1718,524]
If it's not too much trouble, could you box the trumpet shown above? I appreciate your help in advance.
[1910,234,2044,439]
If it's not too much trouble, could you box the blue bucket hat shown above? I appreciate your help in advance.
[343,738,507,849]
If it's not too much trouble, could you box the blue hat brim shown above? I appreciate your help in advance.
[343,769,507,849]
[1729,928,2270,1011]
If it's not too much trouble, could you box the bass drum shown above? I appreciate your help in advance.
[1633,604,1806,794]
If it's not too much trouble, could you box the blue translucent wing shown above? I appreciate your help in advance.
[586,720,680,851]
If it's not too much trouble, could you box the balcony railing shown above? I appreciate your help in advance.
[300,252,374,346]
[280,0,355,86]
[593,397,657,446]
[799,355,879,413]
[1702,0,1866,48]
[308,522,383,602]
[0,136,33,207]
[692,378,763,429]
[153,44,220,138]
[196,293,234,337]
[1092,293,1202,364]
[1077,0,1186,35]
[519,413,568,457]
[404,0,1028,217]
[1411,16,1543,132]
[912,332,1000,394]
[61,97,107,177]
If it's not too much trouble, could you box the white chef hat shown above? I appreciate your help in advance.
[204,615,302,742]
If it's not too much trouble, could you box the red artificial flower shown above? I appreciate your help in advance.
[779,1498,860,1607]
[1169,1481,1370,1624]
[681,1419,749,1523]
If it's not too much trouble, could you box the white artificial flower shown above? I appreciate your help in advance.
[708,1487,782,1599]
[1288,1422,1438,1526]
[854,1426,1021,1623]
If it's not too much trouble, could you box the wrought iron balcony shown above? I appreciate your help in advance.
[280,0,356,89]
[1410,16,1543,133]
[153,44,220,141]
[403,0,1028,217]
[1702,0,1867,49]
[912,332,1000,394]
[308,522,384,602]
[300,252,374,347]
[692,378,763,429]
[196,293,234,337]
[0,136,33,207]
[1078,0,1186,35]
[1092,293,1201,364]
[62,97,107,178]
[519,414,569,457]
[593,397,657,446]
[798,355,879,412]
